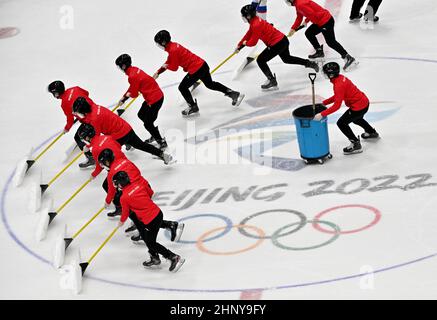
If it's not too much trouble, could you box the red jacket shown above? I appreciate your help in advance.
[291,0,332,31]
[105,157,144,205]
[120,180,160,225]
[162,41,205,75]
[88,135,126,178]
[125,66,164,105]
[60,87,94,131]
[239,16,284,48]
[81,104,132,141]
[321,75,369,117]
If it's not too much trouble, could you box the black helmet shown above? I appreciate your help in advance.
[98,148,115,168]
[323,62,340,79]
[241,4,257,21]
[154,30,171,47]
[73,97,92,115]
[48,80,65,96]
[115,54,132,71]
[112,171,130,189]
[77,123,96,141]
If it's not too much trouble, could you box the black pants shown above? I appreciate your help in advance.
[116,129,162,157]
[74,123,87,151]
[257,36,308,79]
[305,17,348,58]
[137,97,164,142]
[179,62,231,106]
[337,106,376,141]
[129,210,174,258]
[350,0,382,18]
[102,179,121,207]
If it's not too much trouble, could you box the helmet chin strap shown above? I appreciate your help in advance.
[242,16,249,23]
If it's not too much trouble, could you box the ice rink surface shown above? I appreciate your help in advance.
[1,0,437,299]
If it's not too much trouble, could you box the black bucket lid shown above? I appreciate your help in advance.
[292,104,327,119]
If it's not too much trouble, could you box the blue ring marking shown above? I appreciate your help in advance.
[164,214,233,244]
[3,56,437,293]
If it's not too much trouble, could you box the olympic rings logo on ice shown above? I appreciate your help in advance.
[166,205,381,255]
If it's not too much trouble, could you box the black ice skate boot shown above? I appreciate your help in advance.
[125,144,134,151]
[361,131,380,140]
[349,13,363,23]
[261,74,278,91]
[124,222,137,236]
[144,136,156,144]
[181,100,200,117]
[157,138,168,151]
[343,54,358,71]
[169,221,185,242]
[143,254,161,268]
[364,10,379,23]
[343,137,363,155]
[79,152,95,169]
[158,151,175,165]
[168,254,185,272]
[306,60,320,72]
[308,45,325,59]
[131,233,143,244]
[107,206,122,219]
[225,90,245,107]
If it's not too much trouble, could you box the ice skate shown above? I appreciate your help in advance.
[124,222,137,236]
[107,206,121,219]
[306,60,320,72]
[124,144,134,151]
[169,254,185,272]
[131,233,143,244]
[143,254,161,268]
[343,54,358,71]
[182,100,200,117]
[343,137,363,155]
[78,153,95,169]
[159,152,176,165]
[144,136,156,144]
[226,90,245,107]
[308,45,325,60]
[261,74,278,91]
[349,13,363,23]
[361,131,380,140]
[169,221,185,242]
[157,138,168,151]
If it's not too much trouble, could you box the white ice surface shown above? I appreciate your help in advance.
[1,0,437,299]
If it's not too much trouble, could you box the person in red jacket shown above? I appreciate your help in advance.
[153,30,245,117]
[237,4,319,91]
[313,62,379,154]
[48,80,97,169]
[115,54,168,150]
[98,148,184,238]
[113,171,185,272]
[72,97,174,165]
[284,0,357,71]
[77,123,127,218]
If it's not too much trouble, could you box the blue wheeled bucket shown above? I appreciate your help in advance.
[292,104,332,164]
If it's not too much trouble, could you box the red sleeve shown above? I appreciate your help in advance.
[245,24,261,47]
[322,96,335,105]
[291,11,304,30]
[165,50,179,72]
[321,84,345,117]
[120,196,130,223]
[239,27,253,47]
[105,175,116,204]
[61,102,75,131]
[125,76,140,98]
[90,146,103,177]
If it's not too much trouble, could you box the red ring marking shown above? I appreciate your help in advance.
[312,204,381,235]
